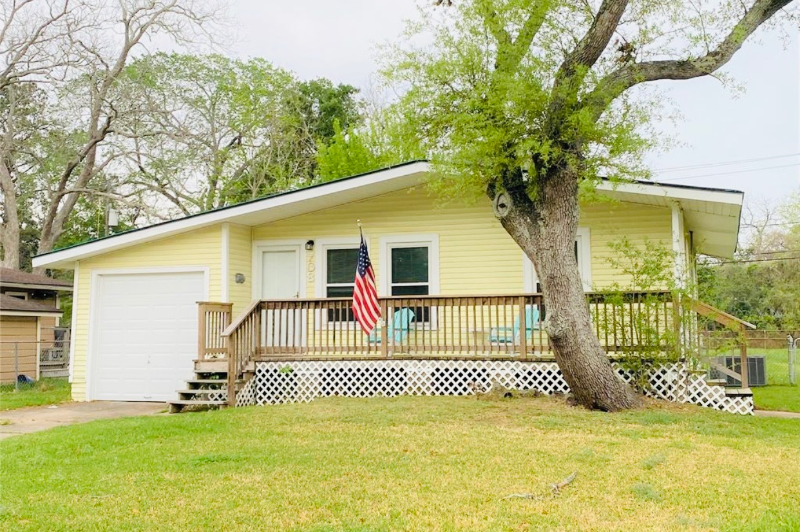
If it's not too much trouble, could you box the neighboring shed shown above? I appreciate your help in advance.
[0,269,72,383]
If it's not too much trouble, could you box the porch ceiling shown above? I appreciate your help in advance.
[597,182,743,259]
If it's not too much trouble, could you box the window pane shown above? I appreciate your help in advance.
[327,248,358,284]
[391,246,428,284]
[326,285,354,298]
[391,284,429,296]
[326,285,355,321]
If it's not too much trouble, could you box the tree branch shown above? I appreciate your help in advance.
[545,0,629,139]
[556,0,629,79]
[584,0,793,121]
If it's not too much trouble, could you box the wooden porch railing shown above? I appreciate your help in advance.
[197,302,233,359]
[684,296,756,389]
[200,291,754,406]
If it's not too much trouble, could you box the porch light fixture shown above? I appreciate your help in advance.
[235,273,245,284]
[305,240,315,251]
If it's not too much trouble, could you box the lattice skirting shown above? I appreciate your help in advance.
[238,360,753,415]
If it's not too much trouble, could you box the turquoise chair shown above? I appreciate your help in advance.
[368,308,416,344]
[488,305,540,345]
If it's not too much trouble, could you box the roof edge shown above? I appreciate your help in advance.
[33,162,746,269]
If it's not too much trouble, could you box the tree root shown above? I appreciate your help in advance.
[502,471,577,501]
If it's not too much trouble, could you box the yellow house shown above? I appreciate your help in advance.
[33,161,750,412]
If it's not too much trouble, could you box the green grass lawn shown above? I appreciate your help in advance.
[0,378,71,411]
[2,396,799,531]
[753,348,794,386]
[741,348,800,412]
[753,386,800,413]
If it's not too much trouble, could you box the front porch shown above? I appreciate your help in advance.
[169,291,755,414]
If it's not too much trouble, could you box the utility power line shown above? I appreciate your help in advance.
[741,221,800,228]
[741,249,800,255]
[715,256,800,265]
[655,152,800,173]
[656,162,800,182]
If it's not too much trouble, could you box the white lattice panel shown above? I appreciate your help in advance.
[677,372,753,415]
[249,360,753,415]
[235,377,257,407]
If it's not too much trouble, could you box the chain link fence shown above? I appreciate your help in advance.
[745,331,798,387]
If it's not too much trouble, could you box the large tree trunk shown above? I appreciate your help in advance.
[0,161,20,269]
[495,170,642,411]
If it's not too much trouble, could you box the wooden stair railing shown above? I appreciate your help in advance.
[220,300,262,406]
[197,302,233,360]
[683,296,756,389]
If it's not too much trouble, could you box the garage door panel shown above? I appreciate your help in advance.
[92,271,205,401]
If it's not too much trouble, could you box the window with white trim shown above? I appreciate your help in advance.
[324,246,358,322]
[381,235,439,324]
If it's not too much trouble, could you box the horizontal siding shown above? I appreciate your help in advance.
[582,202,673,288]
[0,316,38,383]
[228,224,253,315]
[252,187,673,297]
[67,185,674,400]
[71,226,221,401]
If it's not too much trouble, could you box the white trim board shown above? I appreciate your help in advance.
[221,223,230,302]
[0,310,63,317]
[85,266,210,401]
[0,282,73,291]
[68,263,79,384]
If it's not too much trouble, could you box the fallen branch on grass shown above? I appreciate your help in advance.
[502,471,578,501]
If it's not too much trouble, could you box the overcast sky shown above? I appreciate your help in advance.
[229,1,799,211]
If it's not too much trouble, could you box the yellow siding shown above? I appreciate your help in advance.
[228,224,253,314]
[582,201,673,288]
[68,185,675,401]
[251,187,673,296]
[71,226,221,400]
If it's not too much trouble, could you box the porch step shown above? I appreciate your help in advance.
[171,359,255,414]
[168,399,226,414]
[705,379,727,387]
[177,388,226,395]
[725,387,753,398]
[193,359,255,372]
[194,359,228,372]
[187,379,229,385]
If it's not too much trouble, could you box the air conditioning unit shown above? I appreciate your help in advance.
[712,356,767,387]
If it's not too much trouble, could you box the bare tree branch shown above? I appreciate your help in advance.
[584,0,793,121]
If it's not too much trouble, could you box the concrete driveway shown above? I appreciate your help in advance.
[0,401,165,440]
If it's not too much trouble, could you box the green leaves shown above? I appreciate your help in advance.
[121,53,365,211]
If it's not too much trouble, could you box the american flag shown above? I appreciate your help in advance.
[352,233,381,334]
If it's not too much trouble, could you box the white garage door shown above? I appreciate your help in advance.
[92,271,205,401]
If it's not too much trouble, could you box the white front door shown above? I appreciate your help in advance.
[261,249,300,299]
[91,271,205,401]
[260,247,303,348]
